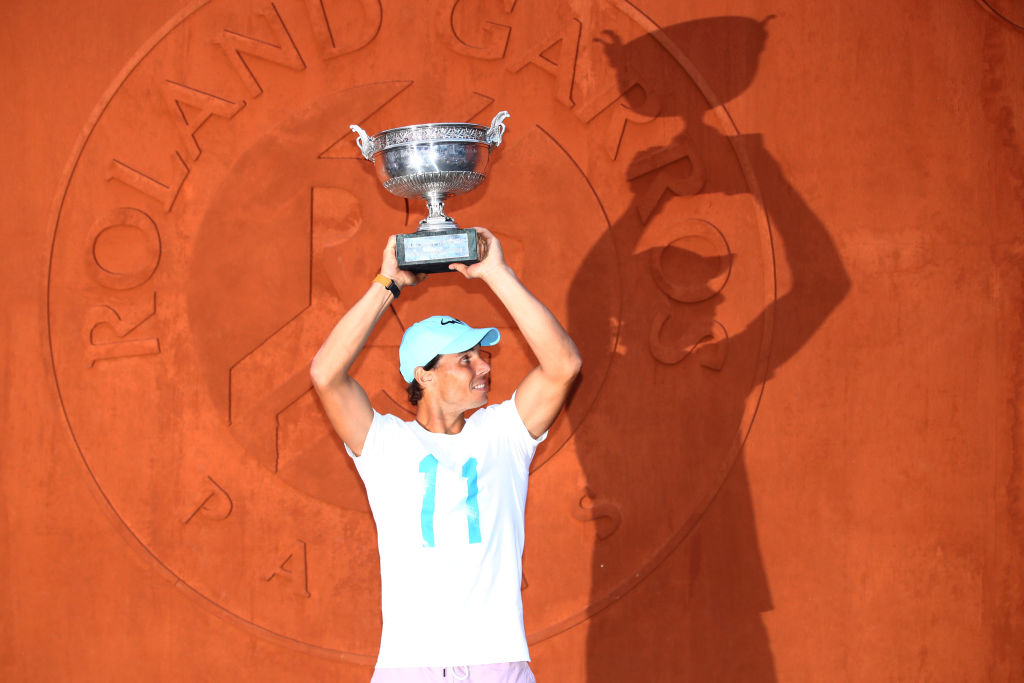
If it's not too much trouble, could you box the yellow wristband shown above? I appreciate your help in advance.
[373,274,401,298]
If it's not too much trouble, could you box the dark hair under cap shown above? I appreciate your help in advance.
[406,355,439,405]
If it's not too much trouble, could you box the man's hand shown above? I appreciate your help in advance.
[381,234,428,289]
[449,227,511,282]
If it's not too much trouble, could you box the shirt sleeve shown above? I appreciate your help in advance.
[343,409,390,460]
[498,392,548,466]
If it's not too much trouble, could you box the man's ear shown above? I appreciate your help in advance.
[414,366,433,386]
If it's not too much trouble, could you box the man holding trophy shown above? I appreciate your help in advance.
[311,113,581,682]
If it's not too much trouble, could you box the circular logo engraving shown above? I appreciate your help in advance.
[48,0,774,659]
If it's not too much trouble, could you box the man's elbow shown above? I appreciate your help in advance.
[309,355,337,391]
[560,348,583,383]
[309,366,328,392]
[570,350,583,378]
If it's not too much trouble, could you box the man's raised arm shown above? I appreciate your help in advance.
[310,236,424,455]
[450,228,582,438]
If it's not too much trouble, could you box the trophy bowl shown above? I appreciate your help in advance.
[350,111,509,273]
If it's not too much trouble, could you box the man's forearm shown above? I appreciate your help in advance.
[485,265,581,380]
[310,282,394,388]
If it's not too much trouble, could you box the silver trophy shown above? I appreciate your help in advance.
[350,111,509,273]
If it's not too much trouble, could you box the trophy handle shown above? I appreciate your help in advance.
[486,111,510,147]
[349,124,374,161]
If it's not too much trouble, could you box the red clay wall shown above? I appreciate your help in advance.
[2,0,1022,680]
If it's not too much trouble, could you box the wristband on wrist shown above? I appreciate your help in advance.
[373,273,401,299]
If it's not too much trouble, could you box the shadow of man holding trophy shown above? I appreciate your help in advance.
[562,16,851,681]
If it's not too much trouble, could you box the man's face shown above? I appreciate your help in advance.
[427,344,491,411]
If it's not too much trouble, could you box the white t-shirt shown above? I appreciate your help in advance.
[346,397,545,668]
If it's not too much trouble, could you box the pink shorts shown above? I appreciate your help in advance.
[370,661,535,682]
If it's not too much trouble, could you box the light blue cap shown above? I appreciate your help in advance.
[399,316,500,383]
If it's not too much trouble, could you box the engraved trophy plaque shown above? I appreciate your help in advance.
[350,111,509,273]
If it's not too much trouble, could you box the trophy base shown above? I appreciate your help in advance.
[396,228,480,273]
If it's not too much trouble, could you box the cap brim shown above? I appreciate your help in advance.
[438,326,500,355]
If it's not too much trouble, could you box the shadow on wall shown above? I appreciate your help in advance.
[565,16,851,681]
